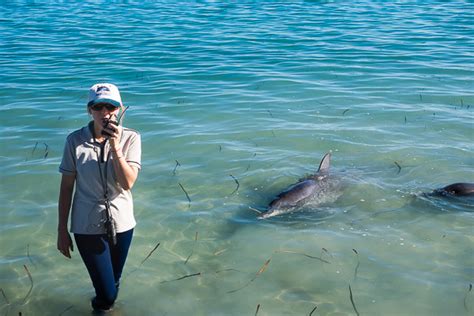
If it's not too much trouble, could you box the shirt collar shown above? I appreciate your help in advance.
[87,121,95,141]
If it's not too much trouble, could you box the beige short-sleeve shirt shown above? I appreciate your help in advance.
[59,122,141,234]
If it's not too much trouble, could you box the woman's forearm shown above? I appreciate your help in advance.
[58,174,75,231]
[110,147,139,190]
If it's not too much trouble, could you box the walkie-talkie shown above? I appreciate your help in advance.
[101,106,129,137]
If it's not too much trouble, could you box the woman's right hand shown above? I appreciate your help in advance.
[57,229,74,258]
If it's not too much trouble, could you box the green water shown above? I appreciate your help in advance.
[1,1,473,315]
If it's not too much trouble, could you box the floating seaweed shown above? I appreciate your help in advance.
[348,284,360,316]
[464,283,472,312]
[123,241,161,279]
[140,241,161,266]
[184,232,198,265]
[43,143,49,159]
[309,305,318,316]
[26,244,35,267]
[178,183,191,208]
[160,272,201,284]
[22,265,33,305]
[58,305,74,315]
[229,174,240,195]
[0,288,9,305]
[215,268,242,274]
[28,142,45,161]
[172,160,181,175]
[227,257,271,294]
[254,258,271,280]
[343,109,350,116]
[321,247,334,260]
[394,161,402,174]
[31,142,38,157]
[214,248,227,256]
[274,249,330,264]
[255,303,261,316]
[352,249,360,281]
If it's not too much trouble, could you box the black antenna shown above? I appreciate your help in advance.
[117,106,130,125]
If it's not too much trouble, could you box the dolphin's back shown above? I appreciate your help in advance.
[259,152,336,219]
[269,179,318,210]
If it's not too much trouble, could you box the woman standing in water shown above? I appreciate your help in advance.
[57,83,141,312]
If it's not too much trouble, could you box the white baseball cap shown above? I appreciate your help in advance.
[88,83,122,107]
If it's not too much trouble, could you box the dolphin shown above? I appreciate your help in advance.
[429,183,474,197]
[258,152,342,219]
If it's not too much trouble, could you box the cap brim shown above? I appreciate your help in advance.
[88,98,121,107]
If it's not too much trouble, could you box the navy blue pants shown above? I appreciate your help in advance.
[74,229,133,307]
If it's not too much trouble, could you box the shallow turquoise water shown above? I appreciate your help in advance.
[1,1,473,315]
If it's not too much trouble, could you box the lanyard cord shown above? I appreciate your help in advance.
[92,105,128,193]
[91,125,111,208]
[95,142,109,201]
[94,139,114,234]
[91,124,117,244]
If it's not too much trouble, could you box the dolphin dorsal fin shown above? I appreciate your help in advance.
[317,152,331,174]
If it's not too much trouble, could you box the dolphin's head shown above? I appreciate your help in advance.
[258,202,295,220]
[257,208,282,219]
[258,197,291,219]
[431,183,474,197]
[257,212,272,220]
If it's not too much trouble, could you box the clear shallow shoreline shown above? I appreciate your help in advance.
[1,2,473,315]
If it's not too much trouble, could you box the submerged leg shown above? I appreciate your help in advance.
[74,230,133,311]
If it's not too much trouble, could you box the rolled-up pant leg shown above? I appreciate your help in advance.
[74,229,133,306]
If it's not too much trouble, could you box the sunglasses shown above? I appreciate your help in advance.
[89,103,118,111]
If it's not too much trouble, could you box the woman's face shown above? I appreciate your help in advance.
[89,103,120,126]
